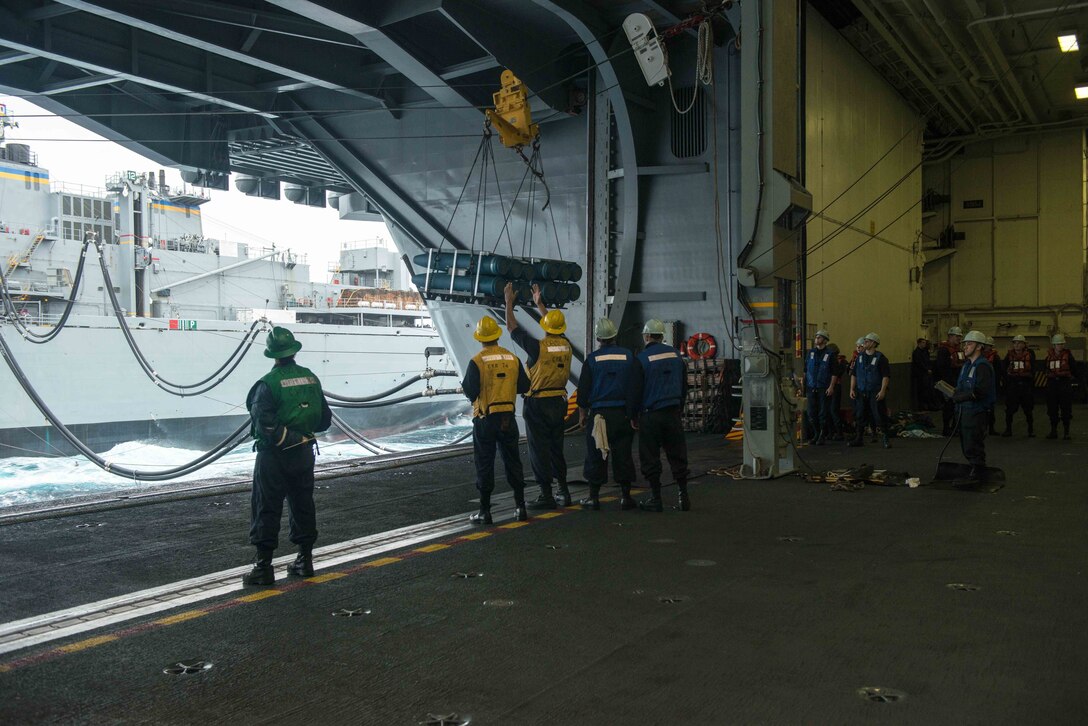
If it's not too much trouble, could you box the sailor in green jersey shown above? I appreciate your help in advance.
[243,326,332,586]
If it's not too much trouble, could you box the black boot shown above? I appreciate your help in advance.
[470,509,493,525]
[882,433,891,449]
[555,483,572,507]
[1047,424,1058,440]
[515,497,529,522]
[242,547,275,587]
[527,489,557,510]
[1063,424,1071,441]
[579,486,600,510]
[812,432,824,446]
[619,483,637,510]
[676,483,691,512]
[639,484,664,512]
[286,546,314,578]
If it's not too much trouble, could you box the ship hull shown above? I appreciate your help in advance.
[0,314,468,458]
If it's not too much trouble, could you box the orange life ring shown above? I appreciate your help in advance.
[686,332,717,360]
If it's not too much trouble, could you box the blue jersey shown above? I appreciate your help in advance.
[637,342,685,411]
[956,356,996,414]
[805,347,834,389]
[581,344,634,409]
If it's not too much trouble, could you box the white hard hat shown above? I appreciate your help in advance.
[985,336,994,346]
[642,319,665,336]
[948,326,963,337]
[1012,335,1026,343]
[963,330,987,344]
[1052,334,1066,345]
[855,337,866,346]
[815,330,830,341]
[864,332,880,345]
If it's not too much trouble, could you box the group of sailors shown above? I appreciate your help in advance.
[462,282,691,525]
[805,325,1078,484]
[918,326,1077,441]
[235,292,691,587]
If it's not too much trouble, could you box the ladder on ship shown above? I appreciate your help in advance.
[5,229,49,276]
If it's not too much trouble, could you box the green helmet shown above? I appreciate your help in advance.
[963,330,987,344]
[864,332,880,345]
[264,326,302,359]
[815,329,830,341]
[948,326,963,337]
[985,336,994,347]
[643,319,666,336]
[855,337,866,347]
[594,318,618,340]
[1052,334,1066,345]
[1012,335,1026,343]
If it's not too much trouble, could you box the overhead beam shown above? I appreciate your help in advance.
[0,7,275,116]
[39,73,116,95]
[267,0,482,123]
[0,51,34,66]
[53,0,389,110]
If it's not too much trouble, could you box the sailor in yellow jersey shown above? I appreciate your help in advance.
[461,315,531,525]
[504,282,573,508]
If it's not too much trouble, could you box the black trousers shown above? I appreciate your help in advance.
[959,410,988,469]
[638,406,690,487]
[854,391,890,436]
[1046,378,1073,425]
[1005,377,1034,426]
[828,385,843,434]
[249,445,317,552]
[473,413,525,507]
[524,396,568,491]
[583,407,635,489]
[805,388,832,438]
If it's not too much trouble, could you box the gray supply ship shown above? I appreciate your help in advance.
[0,112,465,458]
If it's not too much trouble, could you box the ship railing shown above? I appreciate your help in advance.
[51,181,109,199]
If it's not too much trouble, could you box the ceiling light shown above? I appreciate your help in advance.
[1076,85,1088,100]
[1058,34,1079,52]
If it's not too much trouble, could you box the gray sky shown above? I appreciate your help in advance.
[1,96,393,282]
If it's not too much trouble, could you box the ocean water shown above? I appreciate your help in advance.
[0,420,473,509]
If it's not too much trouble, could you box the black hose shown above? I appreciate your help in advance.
[323,371,458,403]
[0,239,94,342]
[329,387,463,409]
[328,411,393,454]
[932,407,961,481]
[0,326,250,480]
[93,242,266,395]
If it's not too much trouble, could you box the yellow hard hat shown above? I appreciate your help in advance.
[474,316,502,342]
[540,309,566,334]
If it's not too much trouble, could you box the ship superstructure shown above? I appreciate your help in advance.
[0,120,465,459]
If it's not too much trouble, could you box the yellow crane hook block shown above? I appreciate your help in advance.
[486,70,539,148]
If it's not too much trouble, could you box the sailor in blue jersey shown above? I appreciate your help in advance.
[848,332,892,449]
[952,330,997,482]
[632,320,690,512]
[803,330,837,445]
[243,327,332,586]
[575,318,638,511]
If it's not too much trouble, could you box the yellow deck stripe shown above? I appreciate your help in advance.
[155,610,208,626]
[599,496,618,502]
[57,635,119,653]
[0,664,11,673]
[460,531,492,540]
[535,512,564,519]
[364,557,402,568]
[309,572,348,583]
[749,301,776,308]
[236,589,284,603]
[498,521,530,529]
[414,544,451,553]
